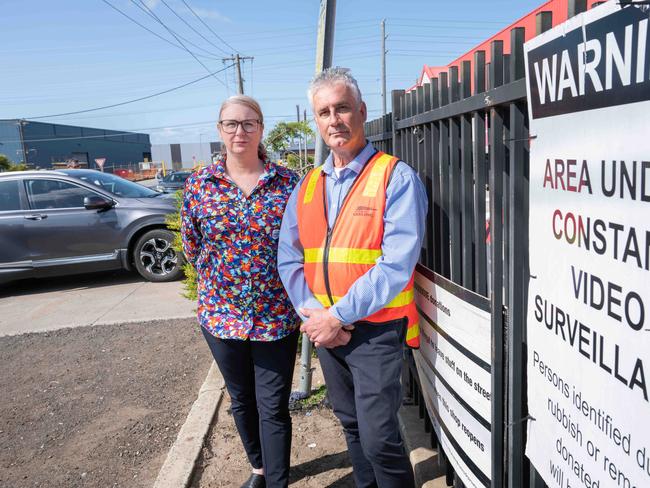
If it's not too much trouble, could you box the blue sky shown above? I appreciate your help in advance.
[2,0,543,144]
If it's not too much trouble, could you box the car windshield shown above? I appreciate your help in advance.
[64,171,160,198]
[163,172,191,183]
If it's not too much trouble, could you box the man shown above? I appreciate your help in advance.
[278,67,427,488]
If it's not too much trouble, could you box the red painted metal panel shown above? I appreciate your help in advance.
[410,0,607,92]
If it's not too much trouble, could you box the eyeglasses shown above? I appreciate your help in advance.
[218,119,261,134]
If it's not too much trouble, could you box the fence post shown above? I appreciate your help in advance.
[535,11,552,34]
[460,60,475,291]
[489,38,506,488]
[449,66,462,284]
[507,25,528,488]
[473,50,488,297]
[422,82,435,271]
[415,85,428,265]
[391,90,404,159]
[568,0,587,18]
[438,72,451,279]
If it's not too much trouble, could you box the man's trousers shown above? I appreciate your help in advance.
[202,327,299,488]
[317,320,415,488]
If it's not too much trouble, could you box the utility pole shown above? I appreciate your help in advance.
[222,54,254,94]
[381,19,387,116]
[304,109,308,169]
[296,0,336,399]
[296,104,303,172]
[312,0,336,168]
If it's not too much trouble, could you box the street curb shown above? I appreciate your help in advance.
[399,404,448,488]
[153,361,225,488]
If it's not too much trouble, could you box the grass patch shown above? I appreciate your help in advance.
[297,385,328,409]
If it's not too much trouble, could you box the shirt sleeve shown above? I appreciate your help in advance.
[277,179,325,321]
[328,162,428,324]
[180,177,202,268]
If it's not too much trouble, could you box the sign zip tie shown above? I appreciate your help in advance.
[506,414,536,429]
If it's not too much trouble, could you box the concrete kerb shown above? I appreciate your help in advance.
[153,361,445,488]
[153,361,225,488]
[398,403,448,488]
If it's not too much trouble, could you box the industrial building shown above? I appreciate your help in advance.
[151,141,222,170]
[0,119,151,170]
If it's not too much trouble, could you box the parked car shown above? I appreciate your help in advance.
[0,169,185,285]
[155,171,191,193]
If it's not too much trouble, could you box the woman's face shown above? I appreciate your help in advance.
[218,103,263,159]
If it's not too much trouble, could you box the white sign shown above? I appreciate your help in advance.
[414,265,492,488]
[94,158,106,171]
[524,3,650,488]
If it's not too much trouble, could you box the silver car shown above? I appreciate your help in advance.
[155,171,191,193]
[0,169,185,284]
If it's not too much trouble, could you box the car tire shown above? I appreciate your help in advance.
[132,229,184,282]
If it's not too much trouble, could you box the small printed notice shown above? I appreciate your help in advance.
[524,3,650,488]
[414,264,491,488]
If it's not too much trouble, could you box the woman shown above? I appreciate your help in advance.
[181,95,300,488]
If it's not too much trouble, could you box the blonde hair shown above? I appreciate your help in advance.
[218,95,267,160]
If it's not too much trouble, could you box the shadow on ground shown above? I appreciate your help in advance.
[0,269,143,298]
[289,451,352,485]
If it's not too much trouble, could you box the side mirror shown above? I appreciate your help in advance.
[84,195,115,211]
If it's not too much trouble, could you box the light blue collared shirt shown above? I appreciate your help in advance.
[277,142,428,325]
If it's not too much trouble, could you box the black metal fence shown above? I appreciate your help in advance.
[362,3,598,487]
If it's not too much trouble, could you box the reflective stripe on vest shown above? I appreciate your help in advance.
[296,150,420,349]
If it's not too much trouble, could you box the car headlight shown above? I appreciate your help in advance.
[155,185,165,192]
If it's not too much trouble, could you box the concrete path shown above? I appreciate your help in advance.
[0,270,195,336]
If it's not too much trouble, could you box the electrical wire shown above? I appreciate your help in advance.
[24,65,234,120]
[131,0,227,87]
[100,0,221,60]
[180,0,239,54]
[128,0,225,58]
[158,0,230,55]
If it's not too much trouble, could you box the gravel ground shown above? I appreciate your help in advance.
[0,318,211,488]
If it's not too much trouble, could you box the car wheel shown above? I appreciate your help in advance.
[133,229,184,282]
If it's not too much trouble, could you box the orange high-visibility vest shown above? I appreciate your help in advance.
[296,150,420,349]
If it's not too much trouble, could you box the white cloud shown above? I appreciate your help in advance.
[191,7,231,23]
[143,0,160,9]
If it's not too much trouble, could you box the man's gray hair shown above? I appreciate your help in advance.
[308,67,363,105]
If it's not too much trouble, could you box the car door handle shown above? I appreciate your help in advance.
[24,214,48,221]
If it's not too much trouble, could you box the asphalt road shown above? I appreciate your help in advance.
[0,270,195,337]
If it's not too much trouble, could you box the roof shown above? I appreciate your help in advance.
[408,0,607,92]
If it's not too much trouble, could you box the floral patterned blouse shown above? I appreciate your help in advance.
[181,157,300,341]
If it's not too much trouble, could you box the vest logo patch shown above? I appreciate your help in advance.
[352,205,377,217]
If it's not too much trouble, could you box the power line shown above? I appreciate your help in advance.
[129,3,223,56]
[25,65,233,120]
[100,0,220,60]
[128,0,224,58]
[388,17,509,25]
[131,0,227,87]
[180,0,239,54]
[158,0,230,55]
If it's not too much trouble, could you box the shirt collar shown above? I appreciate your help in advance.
[205,156,276,182]
[322,141,375,176]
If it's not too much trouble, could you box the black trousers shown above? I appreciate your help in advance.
[202,327,299,488]
[317,321,415,488]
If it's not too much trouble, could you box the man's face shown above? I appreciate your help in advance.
[312,82,367,152]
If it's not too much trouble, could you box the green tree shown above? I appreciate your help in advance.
[0,154,11,171]
[264,121,314,176]
[0,154,27,172]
